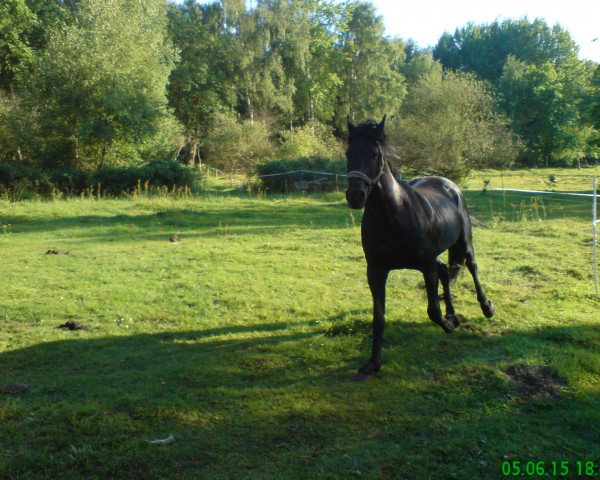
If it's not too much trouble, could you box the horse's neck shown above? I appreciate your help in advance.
[365,162,412,221]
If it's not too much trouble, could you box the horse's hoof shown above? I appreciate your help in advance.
[440,315,457,333]
[482,300,494,318]
[350,371,377,382]
[447,314,463,328]
[357,361,380,376]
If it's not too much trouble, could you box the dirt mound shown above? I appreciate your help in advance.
[505,364,567,400]
[57,321,86,330]
[1,383,30,394]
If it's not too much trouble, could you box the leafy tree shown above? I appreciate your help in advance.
[500,55,594,165]
[24,0,74,50]
[21,0,177,168]
[390,69,520,180]
[257,0,343,124]
[0,0,37,92]
[590,64,600,130]
[167,1,237,165]
[0,91,31,161]
[277,120,344,160]
[337,1,406,124]
[433,19,580,83]
[399,50,439,86]
[434,18,597,166]
[230,1,295,124]
[203,111,273,173]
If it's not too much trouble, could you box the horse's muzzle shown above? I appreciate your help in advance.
[346,189,366,209]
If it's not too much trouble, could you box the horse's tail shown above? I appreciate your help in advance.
[448,244,466,283]
[448,187,471,283]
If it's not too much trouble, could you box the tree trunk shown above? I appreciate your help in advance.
[247,95,254,125]
[186,136,197,166]
[308,68,315,123]
[99,143,107,169]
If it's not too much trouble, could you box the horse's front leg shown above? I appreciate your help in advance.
[358,265,390,376]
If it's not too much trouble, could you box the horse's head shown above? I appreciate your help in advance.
[345,115,386,209]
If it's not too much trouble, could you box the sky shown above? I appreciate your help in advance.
[368,0,600,63]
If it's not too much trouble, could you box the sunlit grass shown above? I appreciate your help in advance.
[0,184,598,479]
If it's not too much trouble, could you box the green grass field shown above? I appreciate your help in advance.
[0,172,599,479]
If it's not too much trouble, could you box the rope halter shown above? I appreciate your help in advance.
[347,153,384,197]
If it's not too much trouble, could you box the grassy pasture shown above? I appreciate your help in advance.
[0,174,599,479]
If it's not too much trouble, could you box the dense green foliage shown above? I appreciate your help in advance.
[389,67,521,179]
[0,177,598,478]
[0,0,598,183]
[0,160,200,197]
[203,112,273,173]
[434,19,599,166]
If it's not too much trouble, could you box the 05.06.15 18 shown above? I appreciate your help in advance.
[501,460,599,477]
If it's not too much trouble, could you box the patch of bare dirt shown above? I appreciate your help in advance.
[505,364,567,400]
[1,383,30,394]
[57,321,86,330]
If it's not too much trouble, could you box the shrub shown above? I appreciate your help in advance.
[277,121,344,161]
[0,160,201,197]
[256,157,346,193]
[389,69,520,182]
[90,160,201,195]
[204,112,273,173]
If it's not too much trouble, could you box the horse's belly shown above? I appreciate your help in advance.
[361,229,424,269]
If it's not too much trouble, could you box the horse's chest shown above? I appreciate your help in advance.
[361,222,423,268]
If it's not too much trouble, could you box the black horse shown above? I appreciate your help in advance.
[345,115,494,377]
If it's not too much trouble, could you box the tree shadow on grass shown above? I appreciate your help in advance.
[3,201,353,239]
[0,319,598,479]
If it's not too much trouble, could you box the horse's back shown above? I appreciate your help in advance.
[409,175,459,194]
[408,176,471,249]
[409,176,465,211]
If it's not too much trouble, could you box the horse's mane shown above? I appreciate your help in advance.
[349,119,389,148]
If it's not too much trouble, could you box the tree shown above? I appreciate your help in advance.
[590,64,600,130]
[433,19,580,83]
[500,55,594,165]
[337,1,406,124]
[24,0,74,50]
[21,0,177,168]
[0,0,37,92]
[390,69,520,180]
[434,18,597,166]
[167,1,237,165]
[203,111,273,173]
[257,0,343,124]
[231,1,295,125]
[399,50,438,86]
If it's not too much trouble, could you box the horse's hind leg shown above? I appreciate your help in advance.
[423,263,456,333]
[437,259,462,328]
[465,250,494,318]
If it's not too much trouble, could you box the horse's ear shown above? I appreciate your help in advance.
[378,114,387,131]
[347,115,356,135]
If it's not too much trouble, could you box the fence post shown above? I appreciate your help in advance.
[593,176,599,296]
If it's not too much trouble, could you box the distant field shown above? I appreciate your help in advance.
[0,177,598,479]
[466,166,600,192]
